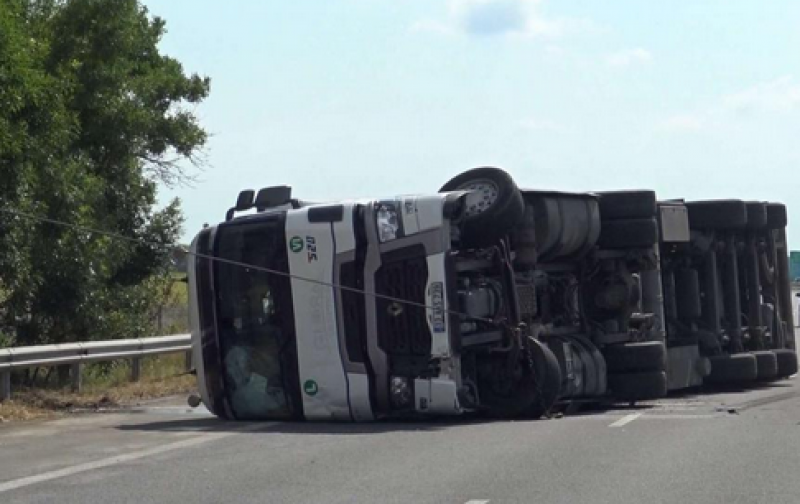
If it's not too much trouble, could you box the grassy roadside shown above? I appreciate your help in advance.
[0,354,197,423]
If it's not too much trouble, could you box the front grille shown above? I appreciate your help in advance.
[374,246,431,356]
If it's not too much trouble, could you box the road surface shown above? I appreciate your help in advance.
[1,379,799,504]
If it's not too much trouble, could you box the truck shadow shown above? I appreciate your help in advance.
[114,415,514,435]
[669,380,794,398]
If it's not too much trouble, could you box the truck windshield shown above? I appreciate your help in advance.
[214,216,297,420]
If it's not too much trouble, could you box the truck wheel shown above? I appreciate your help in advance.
[596,218,659,249]
[604,341,667,373]
[752,350,778,381]
[706,353,757,384]
[774,349,798,377]
[529,338,562,418]
[598,190,657,220]
[440,167,525,248]
[685,200,748,230]
[766,203,787,229]
[745,202,768,229]
[608,371,667,401]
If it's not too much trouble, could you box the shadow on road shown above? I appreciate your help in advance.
[114,415,523,435]
[668,380,794,399]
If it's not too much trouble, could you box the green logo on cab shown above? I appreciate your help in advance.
[289,236,304,253]
[303,379,319,396]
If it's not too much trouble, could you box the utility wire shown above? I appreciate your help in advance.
[0,208,499,325]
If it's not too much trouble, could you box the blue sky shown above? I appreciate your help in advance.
[145,0,800,246]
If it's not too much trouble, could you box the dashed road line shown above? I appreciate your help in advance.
[640,414,716,420]
[608,413,642,427]
[464,500,490,504]
[0,422,274,494]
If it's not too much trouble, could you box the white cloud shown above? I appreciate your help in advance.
[605,48,653,68]
[659,76,800,134]
[412,0,596,39]
[659,114,705,132]
[722,76,800,114]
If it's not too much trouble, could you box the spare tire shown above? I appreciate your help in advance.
[440,167,525,248]
[686,200,748,230]
[608,371,668,401]
[707,353,757,384]
[598,191,657,220]
[774,349,798,377]
[604,341,667,373]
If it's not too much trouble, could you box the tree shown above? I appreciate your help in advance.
[0,0,209,347]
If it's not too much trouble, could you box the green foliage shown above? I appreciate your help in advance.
[0,0,208,346]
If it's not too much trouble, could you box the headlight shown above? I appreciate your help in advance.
[376,204,399,242]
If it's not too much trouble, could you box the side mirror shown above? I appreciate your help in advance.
[255,186,292,211]
[226,189,256,221]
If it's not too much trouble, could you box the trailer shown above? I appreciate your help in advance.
[188,167,797,421]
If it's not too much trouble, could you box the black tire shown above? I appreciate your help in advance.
[604,341,667,373]
[775,349,798,377]
[440,167,525,248]
[608,371,667,401]
[707,353,758,384]
[752,350,778,381]
[597,218,658,249]
[766,203,787,229]
[685,200,747,230]
[745,202,768,229]
[529,338,562,418]
[598,191,657,220]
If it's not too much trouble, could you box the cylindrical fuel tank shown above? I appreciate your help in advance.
[519,190,601,262]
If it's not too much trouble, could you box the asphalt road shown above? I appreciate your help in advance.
[1,379,799,504]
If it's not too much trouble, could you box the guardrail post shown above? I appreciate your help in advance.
[0,372,11,402]
[70,363,82,393]
[184,350,193,373]
[58,365,71,388]
[131,358,141,382]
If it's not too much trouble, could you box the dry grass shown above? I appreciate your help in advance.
[0,354,197,423]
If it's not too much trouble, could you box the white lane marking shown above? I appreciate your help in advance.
[465,500,490,504]
[641,414,716,420]
[0,422,274,494]
[608,413,642,427]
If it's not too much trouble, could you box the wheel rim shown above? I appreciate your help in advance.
[458,179,499,217]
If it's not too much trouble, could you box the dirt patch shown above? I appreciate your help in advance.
[0,374,196,423]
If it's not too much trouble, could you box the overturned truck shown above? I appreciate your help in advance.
[188,168,797,421]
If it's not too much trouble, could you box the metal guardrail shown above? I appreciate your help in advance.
[0,334,192,402]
